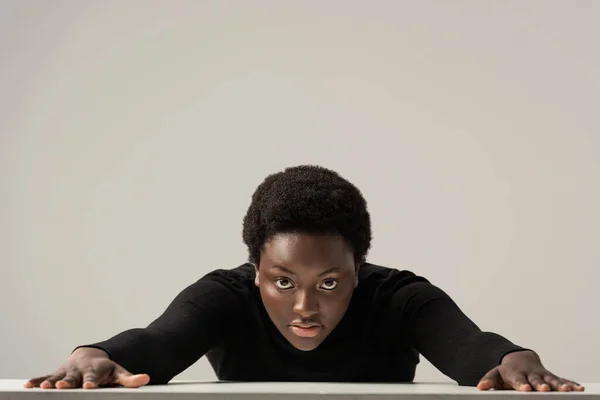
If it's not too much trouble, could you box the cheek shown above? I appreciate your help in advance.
[321,291,353,320]
[261,282,278,298]
[260,285,292,316]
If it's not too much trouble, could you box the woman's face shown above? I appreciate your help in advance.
[255,233,358,351]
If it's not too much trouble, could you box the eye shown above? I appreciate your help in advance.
[319,279,338,291]
[275,278,294,290]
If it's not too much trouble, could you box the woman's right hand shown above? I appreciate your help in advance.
[24,347,150,389]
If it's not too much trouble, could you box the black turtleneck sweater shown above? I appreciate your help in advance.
[80,263,526,386]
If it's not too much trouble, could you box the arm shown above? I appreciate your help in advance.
[391,281,527,386]
[77,276,242,385]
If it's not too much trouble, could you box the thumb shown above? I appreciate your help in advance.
[115,369,150,388]
[477,368,502,391]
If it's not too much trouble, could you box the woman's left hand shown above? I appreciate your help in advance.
[477,350,585,392]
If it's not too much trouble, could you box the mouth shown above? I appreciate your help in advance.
[289,323,323,338]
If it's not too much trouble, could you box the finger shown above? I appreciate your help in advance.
[115,372,150,388]
[82,371,101,389]
[55,373,82,389]
[569,381,586,392]
[114,365,150,389]
[24,375,51,388]
[553,379,584,392]
[40,373,66,389]
[477,368,502,391]
[527,373,550,392]
[507,372,532,392]
[544,375,573,392]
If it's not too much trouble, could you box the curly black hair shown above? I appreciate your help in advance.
[242,165,372,265]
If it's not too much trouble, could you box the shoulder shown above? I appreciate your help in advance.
[356,262,448,307]
[358,262,430,292]
[201,262,256,283]
[356,263,455,323]
[198,263,256,292]
[173,263,256,304]
[360,262,457,314]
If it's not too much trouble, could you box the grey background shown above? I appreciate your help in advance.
[1,0,598,384]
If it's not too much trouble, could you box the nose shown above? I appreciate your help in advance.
[293,290,319,318]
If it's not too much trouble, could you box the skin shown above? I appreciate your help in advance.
[25,232,584,391]
[254,233,359,351]
[23,347,149,390]
[255,233,585,392]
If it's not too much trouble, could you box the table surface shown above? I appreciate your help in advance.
[1,380,598,400]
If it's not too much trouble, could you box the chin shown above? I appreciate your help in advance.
[284,333,324,351]
[291,341,321,351]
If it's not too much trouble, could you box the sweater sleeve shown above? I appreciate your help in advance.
[75,275,244,385]
[391,281,529,386]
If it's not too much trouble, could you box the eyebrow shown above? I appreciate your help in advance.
[272,265,296,276]
[271,265,342,277]
[317,267,342,277]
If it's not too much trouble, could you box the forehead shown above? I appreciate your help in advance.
[262,233,354,268]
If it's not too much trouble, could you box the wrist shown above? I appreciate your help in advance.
[501,349,538,365]
[71,346,110,360]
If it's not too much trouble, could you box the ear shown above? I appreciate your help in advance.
[253,263,260,287]
[353,262,360,288]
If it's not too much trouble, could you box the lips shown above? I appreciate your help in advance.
[289,322,323,338]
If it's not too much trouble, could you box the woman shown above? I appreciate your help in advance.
[25,165,583,392]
